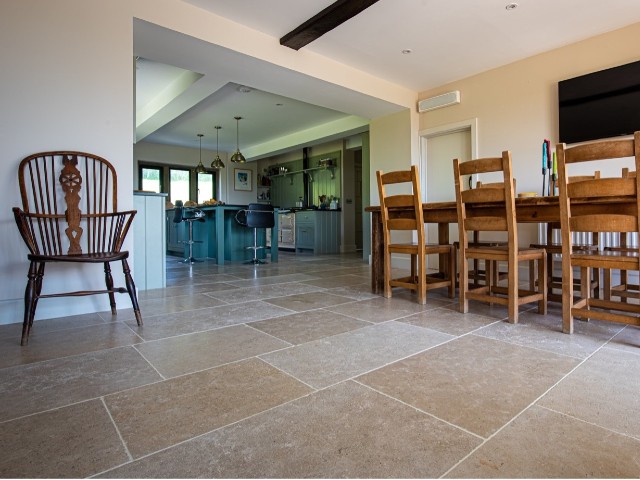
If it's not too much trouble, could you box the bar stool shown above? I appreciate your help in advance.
[235,203,275,264]
[173,201,205,264]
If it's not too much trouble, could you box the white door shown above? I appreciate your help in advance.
[421,120,476,269]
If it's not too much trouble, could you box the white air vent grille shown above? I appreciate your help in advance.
[417,91,460,113]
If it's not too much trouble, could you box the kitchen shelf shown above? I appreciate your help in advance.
[268,164,336,183]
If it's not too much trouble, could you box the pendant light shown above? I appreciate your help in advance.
[230,116,246,163]
[210,126,225,169]
[194,133,207,173]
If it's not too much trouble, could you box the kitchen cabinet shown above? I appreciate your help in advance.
[134,192,167,290]
[166,212,185,254]
[295,210,340,254]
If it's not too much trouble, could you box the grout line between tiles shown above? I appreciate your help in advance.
[90,383,321,478]
[536,404,640,443]
[132,345,167,381]
[437,336,612,479]
[352,379,485,441]
[100,396,134,462]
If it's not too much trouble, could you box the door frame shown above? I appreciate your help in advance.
[418,118,479,201]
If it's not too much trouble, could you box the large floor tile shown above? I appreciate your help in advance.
[301,274,370,289]
[0,312,107,341]
[206,282,325,304]
[0,346,161,422]
[125,300,292,341]
[135,325,291,378]
[249,309,370,344]
[357,334,580,437]
[100,381,481,478]
[399,306,499,336]
[447,405,640,478]
[538,346,640,439]
[474,306,623,359]
[261,321,453,388]
[263,291,355,311]
[0,399,129,478]
[0,323,143,369]
[324,296,450,323]
[227,273,320,288]
[606,325,640,355]
[104,358,313,458]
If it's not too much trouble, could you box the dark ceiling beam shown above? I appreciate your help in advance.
[280,0,380,50]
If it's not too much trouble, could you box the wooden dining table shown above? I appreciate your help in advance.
[365,195,636,294]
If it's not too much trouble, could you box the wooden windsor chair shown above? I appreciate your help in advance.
[12,151,142,345]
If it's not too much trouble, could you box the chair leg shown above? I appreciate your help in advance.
[538,255,547,315]
[507,256,518,324]
[459,254,469,313]
[122,259,143,326]
[21,261,42,346]
[448,245,455,299]
[104,262,117,315]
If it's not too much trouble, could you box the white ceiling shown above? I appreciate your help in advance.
[135,0,640,158]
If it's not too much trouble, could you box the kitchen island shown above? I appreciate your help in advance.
[166,204,279,265]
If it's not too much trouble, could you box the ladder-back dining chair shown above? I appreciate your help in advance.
[453,151,547,323]
[376,165,455,304]
[12,151,142,345]
[557,132,640,334]
[530,172,601,303]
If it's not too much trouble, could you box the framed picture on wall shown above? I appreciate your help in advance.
[234,168,252,191]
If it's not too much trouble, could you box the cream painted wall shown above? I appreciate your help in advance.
[419,23,640,194]
[418,22,640,246]
[0,0,135,324]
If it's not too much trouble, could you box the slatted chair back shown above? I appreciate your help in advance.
[14,151,135,257]
[377,165,425,250]
[454,151,516,251]
[558,135,640,245]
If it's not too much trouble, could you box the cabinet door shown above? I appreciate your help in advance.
[296,225,315,250]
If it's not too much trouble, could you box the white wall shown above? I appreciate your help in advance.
[0,1,135,323]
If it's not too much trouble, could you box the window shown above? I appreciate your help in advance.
[197,172,214,203]
[170,168,190,205]
[138,162,216,204]
[140,166,162,193]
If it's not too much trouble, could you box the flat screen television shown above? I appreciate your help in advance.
[558,60,640,144]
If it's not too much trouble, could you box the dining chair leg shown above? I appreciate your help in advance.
[417,253,426,305]
[448,245,455,298]
[459,255,469,313]
[507,255,518,323]
[603,269,612,301]
[538,255,547,315]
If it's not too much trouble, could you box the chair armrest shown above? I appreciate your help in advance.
[12,208,136,255]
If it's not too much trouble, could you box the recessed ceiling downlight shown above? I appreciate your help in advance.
[505,2,518,10]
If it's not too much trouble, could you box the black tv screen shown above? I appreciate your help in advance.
[558,60,640,144]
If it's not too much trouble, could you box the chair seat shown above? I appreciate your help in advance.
[466,245,545,261]
[530,242,598,254]
[28,251,129,263]
[572,249,639,270]
[388,242,453,255]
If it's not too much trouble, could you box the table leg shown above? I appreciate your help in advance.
[438,223,450,277]
[370,211,383,294]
